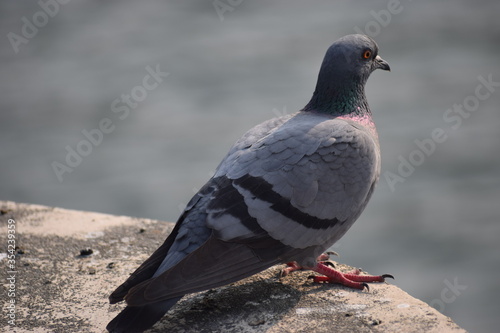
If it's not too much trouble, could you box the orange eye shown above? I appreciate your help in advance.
[363,50,372,59]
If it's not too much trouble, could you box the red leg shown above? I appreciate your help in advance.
[310,262,393,290]
[281,252,338,277]
[280,261,303,277]
[281,253,393,291]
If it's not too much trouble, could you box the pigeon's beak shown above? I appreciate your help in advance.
[374,55,391,71]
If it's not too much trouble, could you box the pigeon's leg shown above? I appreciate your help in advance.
[317,251,338,262]
[280,261,302,277]
[308,263,394,291]
[281,252,338,277]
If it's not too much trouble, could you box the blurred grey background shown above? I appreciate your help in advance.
[1,1,499,331]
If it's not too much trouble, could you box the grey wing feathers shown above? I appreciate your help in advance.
[124,235,295,305]
[107,297,181,332]
[109,182,214,303]
[121,171,302,305]
[209,112,380,249]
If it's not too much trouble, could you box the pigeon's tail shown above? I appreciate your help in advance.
[106,297,182,333]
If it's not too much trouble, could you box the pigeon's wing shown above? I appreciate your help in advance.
[109,115,293,304]
[107,182,231,333]
[214,112,381,249]
[108,181,216,304]
[121,112,380,306]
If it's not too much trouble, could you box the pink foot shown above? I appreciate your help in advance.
[281,261,303,277]
[309,263,393,291]
[280,253,393,291]
[280,252,338,277]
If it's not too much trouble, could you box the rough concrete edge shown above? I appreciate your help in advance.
[0,201,467,333]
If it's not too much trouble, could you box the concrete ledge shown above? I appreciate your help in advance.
[0,201,466,332]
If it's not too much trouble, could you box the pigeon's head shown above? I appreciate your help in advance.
[321,34,390,85]
[303,34,390,114]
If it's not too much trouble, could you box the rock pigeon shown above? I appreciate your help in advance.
[107,34,391,332]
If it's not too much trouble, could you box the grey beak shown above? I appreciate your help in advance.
[374,55,391,71]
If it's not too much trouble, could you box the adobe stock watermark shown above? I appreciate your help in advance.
[6,0,72,54]
[384,74,499,192]
[5,219,17,326]
[213,0,244,22]
[353,0,412,38]
[429,277,467,313]
[51,64,169,182]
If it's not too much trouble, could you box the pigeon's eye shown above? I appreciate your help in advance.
[362,50,372,59]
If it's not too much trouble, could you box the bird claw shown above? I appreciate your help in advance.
[280,261,302,278]
[321,261,336,268]
[281,252,337,277]
[281,256,393,292]
[326,251,339,258]
[316,251,338,262]
[307,274,370,291]
[309,263,393,291]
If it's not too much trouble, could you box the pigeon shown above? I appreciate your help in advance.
[107,34,391,332]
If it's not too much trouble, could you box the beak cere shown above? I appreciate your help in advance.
[374,55,391,71]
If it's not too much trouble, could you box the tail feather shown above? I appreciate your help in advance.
[107,297,181,333]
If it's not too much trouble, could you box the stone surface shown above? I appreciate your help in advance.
[0,201,466,333]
